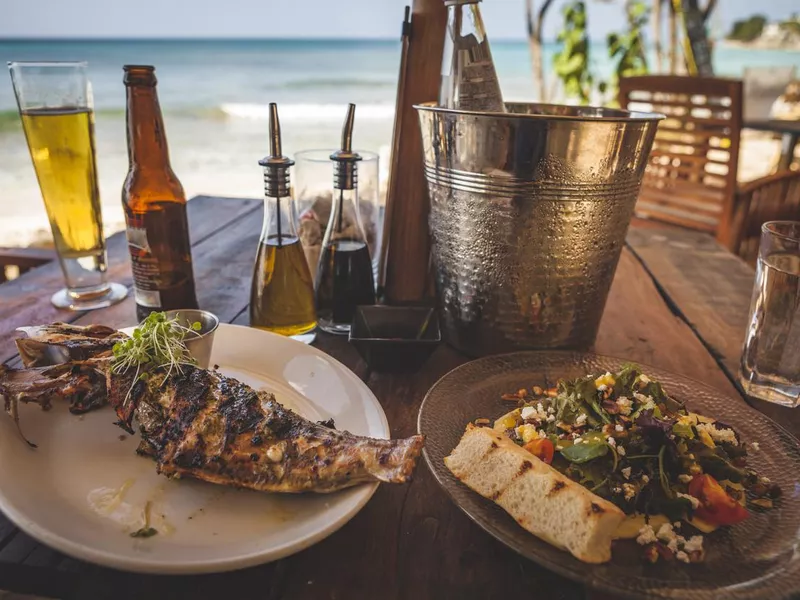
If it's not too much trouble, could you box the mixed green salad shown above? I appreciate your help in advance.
[490,364,780,563]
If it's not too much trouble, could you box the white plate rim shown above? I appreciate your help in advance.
[0,323,388,574]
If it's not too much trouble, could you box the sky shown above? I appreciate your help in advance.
[0,0,798,41]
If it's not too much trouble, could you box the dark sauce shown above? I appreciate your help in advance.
[315,239,375,331]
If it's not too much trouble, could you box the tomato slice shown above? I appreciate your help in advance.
[523,438,554,464]
[688,474,749,526]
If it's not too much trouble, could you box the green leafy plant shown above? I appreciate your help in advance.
[552,1,593,104]
[726,14,767,42]
[605,0,650,105]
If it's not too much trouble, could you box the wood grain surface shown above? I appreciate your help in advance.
[0,196,795,600]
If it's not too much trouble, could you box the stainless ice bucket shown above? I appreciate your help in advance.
[415,102,663,356]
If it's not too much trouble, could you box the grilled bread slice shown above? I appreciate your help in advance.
[445,424,625,563]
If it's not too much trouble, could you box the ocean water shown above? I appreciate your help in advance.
[1,39,799,245]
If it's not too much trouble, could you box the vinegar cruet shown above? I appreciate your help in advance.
[250,103,317,342]
[315,103,376,335]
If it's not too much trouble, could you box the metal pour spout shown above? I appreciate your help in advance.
[330,103,362,191]
[259,102,294,198]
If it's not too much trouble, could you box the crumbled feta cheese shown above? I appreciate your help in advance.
[667,538,680,553]
[636,525,657,545]
[678,474,693,483]
[538,429,547,439]
[683,535,704,553]
[622,483,636,501]
[673,522,682,529]
[616,396,632,416]
[696,423,738,445]
[633,391,653,404]
[615,424,624,432]
[546,414,556,422]
[675,550,690,563]
[521,406,537,421]
[641,474,650,484]
[575,413,588,427]
[606,436,616,447]
[762,476,771,483]
[617,445,626,456]
[597,384,608,392]
[751,441,760,451]
[537,402,544,412]
[573,438,583,445]
[657,523,676,543]
[547,406,555,414]
[677,492,700,509]
[621,467,632,479]
[638,374,651,385]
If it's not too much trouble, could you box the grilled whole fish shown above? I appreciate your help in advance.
[3,322,424,491]
[108,365,424,492]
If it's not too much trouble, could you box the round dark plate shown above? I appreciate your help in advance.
[417,351,800,600]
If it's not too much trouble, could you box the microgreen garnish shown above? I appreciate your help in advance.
[112,312,202,396]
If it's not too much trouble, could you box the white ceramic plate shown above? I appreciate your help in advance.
[0,324,388,574]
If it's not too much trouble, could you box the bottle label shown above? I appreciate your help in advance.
[126,217,162,308]
[456,59,504,111]
[124,200,198,312]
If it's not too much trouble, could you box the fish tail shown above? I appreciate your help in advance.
[363,434,425,484]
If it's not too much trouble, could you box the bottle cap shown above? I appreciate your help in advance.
[259,103,294,198]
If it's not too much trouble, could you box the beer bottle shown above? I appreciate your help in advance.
[122,65,198,321]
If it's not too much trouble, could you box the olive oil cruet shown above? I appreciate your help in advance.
[315,104,376,335]
[250,103,317,342]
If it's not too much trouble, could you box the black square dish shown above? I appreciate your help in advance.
[349,306,441,372]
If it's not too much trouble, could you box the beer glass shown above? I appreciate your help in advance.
[8,61,127,310]
[739,221,800,407]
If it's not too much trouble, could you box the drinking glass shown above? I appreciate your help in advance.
[739,221,800,407]
[293,149,381,284]
[8,61,127,310]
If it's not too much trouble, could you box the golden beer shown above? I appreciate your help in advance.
[19,107,104,258]
[9,60,126,310]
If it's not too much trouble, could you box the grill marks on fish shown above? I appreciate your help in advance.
[108,366,424,493]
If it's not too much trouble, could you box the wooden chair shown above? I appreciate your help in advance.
[618,75,743,246]
[0,247,56,283]
[728,170,800,266]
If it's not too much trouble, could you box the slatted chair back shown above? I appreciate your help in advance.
[619,75,743,242]
[729,170,800,266]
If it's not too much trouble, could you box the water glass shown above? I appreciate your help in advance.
[739,221,800,407]
[8,61,127,310]
[292,149,381,284]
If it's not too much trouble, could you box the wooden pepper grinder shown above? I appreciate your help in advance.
[379,0,447,305]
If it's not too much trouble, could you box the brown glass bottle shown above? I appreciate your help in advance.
[122,65,198,322]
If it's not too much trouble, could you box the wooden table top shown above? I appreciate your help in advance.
[0,196,797,600]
